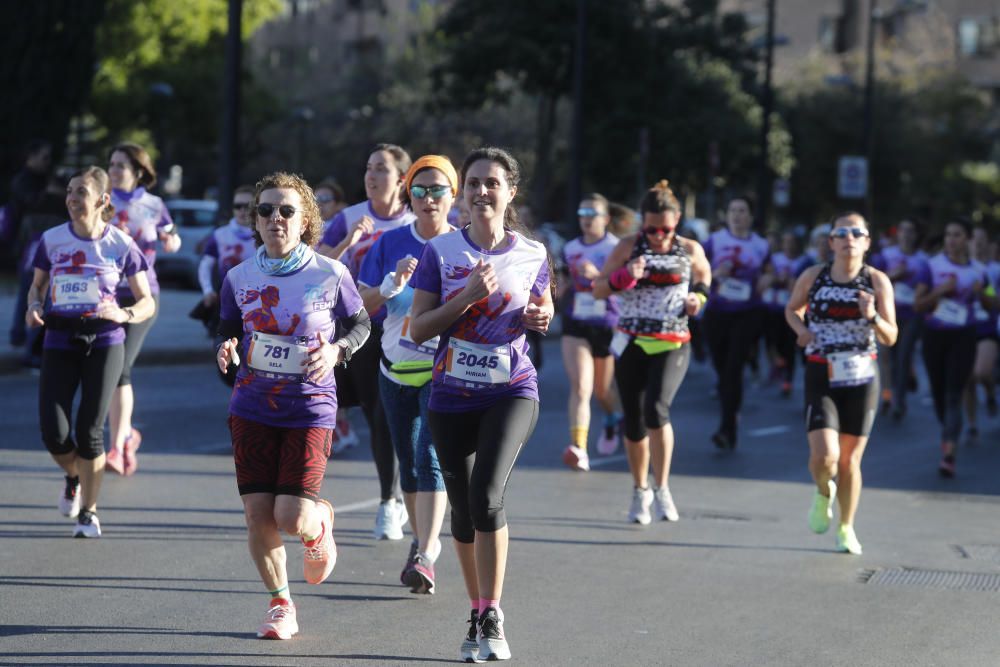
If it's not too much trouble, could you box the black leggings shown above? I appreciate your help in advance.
[40,344,125,460]
[335,324,399,501]
[890,316,924,411]
[428,398,539,543]
[615,341,690,442]
[764,308,797,383]
[922,327,977,442]
[703,307,763,435]
[118,294,159,387]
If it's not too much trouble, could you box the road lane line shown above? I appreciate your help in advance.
[747,425,791,437]
[587,454,628,468]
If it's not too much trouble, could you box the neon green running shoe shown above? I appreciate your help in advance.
[836,524,863,555]
[808,479,836,534]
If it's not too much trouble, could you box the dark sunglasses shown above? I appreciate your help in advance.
[642,226,669,237]
[829,227,868,239]
[316,194,337,204]
[256,203,298,219]
[577,207,601,217]
[410,184,451,200]
[232,202,250,210]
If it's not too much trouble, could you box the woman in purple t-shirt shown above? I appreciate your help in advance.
[409,147,553,662]
[26,166,154,538]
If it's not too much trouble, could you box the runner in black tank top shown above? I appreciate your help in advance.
[786,212,897,556]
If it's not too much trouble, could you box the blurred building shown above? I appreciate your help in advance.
[722,0,1000,94]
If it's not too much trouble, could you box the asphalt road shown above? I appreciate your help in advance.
[2,337,999,666]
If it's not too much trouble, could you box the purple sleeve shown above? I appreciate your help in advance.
[913,261,931,287]
[410,243,442,295]
[157,200,174,230]
[32,238,51,272]
[332,270,364,319]
[357,234,385,288]
[123,241,149,276]
[203,234,219,259]
[868,253,885,271]
[219,275,241,322]
[531,258,551,297]
[321,212,348,248]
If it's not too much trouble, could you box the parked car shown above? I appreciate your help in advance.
[156,199,219,288]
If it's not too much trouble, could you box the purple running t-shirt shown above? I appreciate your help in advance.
[33,222,148,349]
[110,187,173,297]
[562,233,619,327]
[411,227,550,412]
[704,228,770,312]
[869,246,928,321]
[220,250,364,428]
[918,253,989,331]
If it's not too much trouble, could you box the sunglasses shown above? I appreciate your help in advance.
[642,226,670,237]
[829,227,868,239]
[316,194,337,204]
[577,207,602,217]
[410,184,451,200]
[232,202,250,210]
[256,203,298,219]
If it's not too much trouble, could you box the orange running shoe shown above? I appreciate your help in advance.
[256,598,297,639]
[122,428,142,476]
[303,499,337,584]
[105,447,125,475]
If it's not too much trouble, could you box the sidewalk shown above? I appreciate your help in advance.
[0,283,213,375]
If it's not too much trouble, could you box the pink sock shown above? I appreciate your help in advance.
[471,599,480,612]
[479,598,500,614]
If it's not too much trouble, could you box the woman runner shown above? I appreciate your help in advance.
[593,180,711,524]
[785,212,897,555]
[409,147,553,662]
[27,166,153,537]
[215,172,371,639]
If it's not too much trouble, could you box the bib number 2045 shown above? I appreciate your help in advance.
[455,350,499,370]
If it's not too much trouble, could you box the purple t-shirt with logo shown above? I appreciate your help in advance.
[562,233,619,327]
[33,222,148,349]
[869,246,928,321]
[111,187,173,297]
[704,228,771,312]
[411,228,550,412]
[204,220,256,283]
[219,250,364,428]
[918,253,988,331]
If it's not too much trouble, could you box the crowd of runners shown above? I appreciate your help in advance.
[16,137,1000,661]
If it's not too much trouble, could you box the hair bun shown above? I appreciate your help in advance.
[653,179,671,191]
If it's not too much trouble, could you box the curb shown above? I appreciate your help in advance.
[0,346,215,377]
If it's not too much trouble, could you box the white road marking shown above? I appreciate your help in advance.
[335,497,383,513]
[747,425,791,437]
[587,453,628,468]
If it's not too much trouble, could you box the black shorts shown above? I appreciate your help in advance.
[229,414,332,500]
[803,361,879,437]
[561,318,614,358]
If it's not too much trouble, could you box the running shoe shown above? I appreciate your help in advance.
[562,445,590,471]
[257,598,298,639]
[330,414,359,455]
[939,454,956,478]
[403,553,435,595]
[122,427,141,476]
[400,539,419,585]
[780,381,792,398]
[59,475,80,519]
[627,486,653,525]
[711,430,736,450]
[891,405,906,423]
[73,511,101,538]
[477,607,511,661]
[596,421,620,456]
[303,499,336,584]
[373,498,408,540]
[460,609,480,663]
[653,486,680,522]
[808,479,837,534]
[105,446,125,475]
[835,524,862,555]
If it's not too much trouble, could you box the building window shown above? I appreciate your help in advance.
[958,17,1000,57]
[818,15,839,53]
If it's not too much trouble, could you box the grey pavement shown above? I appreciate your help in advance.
[1,284,1000,665]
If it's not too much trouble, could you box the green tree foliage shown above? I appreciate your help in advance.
[0,1,105,198]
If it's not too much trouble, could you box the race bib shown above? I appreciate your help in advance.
[762,287,775,304]
[933,299,968,327]
[573,292,607,319]
[399,314,438,355]
[610,330,631,358]
[973,301,990,323]
[444,338,511,387]
[894,283,915,306]
[51,274,100,310]
[827,352,876,388]
[719,278,751,302]
[247,331,311,379]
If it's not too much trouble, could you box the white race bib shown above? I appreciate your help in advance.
[51,274,100,309]
[719,278,752,302]
[894,283,915,306]
[247,331,311,379]
[610,330,631,358]
[762,287,775,304]
[827,352,876,387]
[933,299,968,327]
[573,292,607,319]
[444,338,511,387]
[398,315,438,355]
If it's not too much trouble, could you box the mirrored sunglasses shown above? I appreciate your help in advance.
[410,184,452,200]
[829,226,868,239]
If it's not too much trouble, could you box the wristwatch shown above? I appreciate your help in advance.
[335,341,352,367]
[868,312,881,325]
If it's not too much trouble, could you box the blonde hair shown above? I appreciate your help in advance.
[251,172,323,247]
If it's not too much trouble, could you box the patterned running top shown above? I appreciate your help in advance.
[805,263,877,359]
[616,234,692,342]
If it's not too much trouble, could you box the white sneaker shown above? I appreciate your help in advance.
[331,413,359,455]
[596,420,620,456]
[374,498,408,540]
[59,476,80,518]
[73,512,101,538]
[653,486,680,522]
[477,607,511,661]
[562,445,590,471]
[627,487,653,525]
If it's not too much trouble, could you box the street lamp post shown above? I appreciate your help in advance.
[218,0,242,222]
[862,0,878,221]
[756,0,776,229]
[567,0,587,228]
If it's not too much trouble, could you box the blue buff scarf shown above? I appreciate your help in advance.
[254,242,313,276]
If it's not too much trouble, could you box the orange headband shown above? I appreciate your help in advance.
[405,155,459,196]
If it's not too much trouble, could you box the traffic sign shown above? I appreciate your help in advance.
[838,156,868,199]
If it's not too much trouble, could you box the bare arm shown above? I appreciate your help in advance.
[409,259,498,344]
[592,235,638,300]
[25,268,49,327]
[785,264,823,348]
[867,269,898,347]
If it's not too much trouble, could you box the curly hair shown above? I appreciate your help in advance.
[251,172,323,248]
